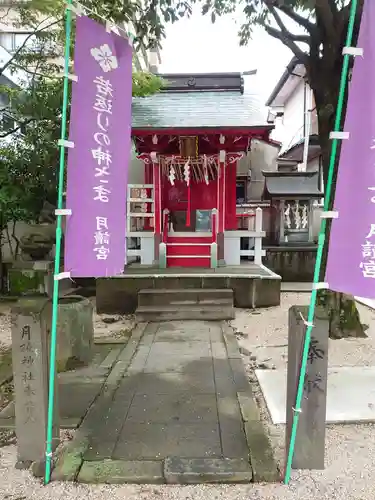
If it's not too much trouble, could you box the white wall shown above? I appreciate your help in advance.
[271,79,319,154]
[246,139,279,200]
[280,79,305,151]
[128,147,145,184]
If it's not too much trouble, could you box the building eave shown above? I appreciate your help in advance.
[265,57,306,107]
[132,125,274,137]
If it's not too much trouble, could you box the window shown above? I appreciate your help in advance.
[195,210,212,232]
[0,112,25,136]
[0,112,15,132]
[0,32,51,54]
[0,32,32,53]
[236,179,247,204]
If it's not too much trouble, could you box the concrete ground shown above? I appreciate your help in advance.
[53,320,278,484]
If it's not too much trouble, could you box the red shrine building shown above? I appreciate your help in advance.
[127,72,276,269]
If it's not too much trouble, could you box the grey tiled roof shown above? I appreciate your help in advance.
[263,171,323,198]
[132,89,270,130]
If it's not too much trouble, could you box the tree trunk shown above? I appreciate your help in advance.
[308,49,366,339]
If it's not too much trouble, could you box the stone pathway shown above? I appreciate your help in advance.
[53,321,278,484]
[0,343,120,430]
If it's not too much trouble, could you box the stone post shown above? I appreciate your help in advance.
[11,297,59,469]
[254,207,263,265]
[8,260,72,297]
[285,305,329,470]
[41,295,94,372]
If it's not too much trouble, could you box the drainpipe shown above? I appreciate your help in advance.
[298,82,313,172]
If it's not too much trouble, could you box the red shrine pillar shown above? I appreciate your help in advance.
[218,150,226,232]
[151,151,161,260]
[217,149,226,262]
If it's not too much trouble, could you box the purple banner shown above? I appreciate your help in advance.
[325,1,375,298]
[64,16,132,277]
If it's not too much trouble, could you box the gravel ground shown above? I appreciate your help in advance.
[231,292,375,370]
[1,292,375,499]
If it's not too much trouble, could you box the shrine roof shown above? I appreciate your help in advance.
[132,73,271,131]
[279,134,321,162]
[262,171,323,199]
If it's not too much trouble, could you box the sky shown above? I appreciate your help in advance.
[159,7,294,102]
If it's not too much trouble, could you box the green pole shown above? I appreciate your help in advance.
[284,0,360,485]
[44,0,73,485]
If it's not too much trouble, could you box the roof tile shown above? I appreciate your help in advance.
[132,88,269,129]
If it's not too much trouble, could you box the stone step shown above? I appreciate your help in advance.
[138,288,233,307]
[135,305,235,322]
[165,299,233,306]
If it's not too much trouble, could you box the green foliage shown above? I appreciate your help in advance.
[132,72,166,97]
[0,0,174,229]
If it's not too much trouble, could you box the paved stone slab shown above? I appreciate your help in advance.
[84,396,134,461]
[209,324,224,342]
[211,341,227,359]
[59,366,109,382]
[212,357,237,397]
[119,372,216,395]
[143,355,214,374]
[126,344,152,373]
[258,366,375,424]
[78,459,164,484]
[53,319,279,484]
[0,381,102,422]
[99,347,122,369]
[52,342,135,481]
[164,457,253,484]
[126,393,218,423]
[138,323,159,346]
[238,391,279,483]
[154,331,211,343]
[148,341,211,358]
[217,397,249,459]
[229,358,251,392]
[59,382,102,419]
[113,422,222,460]
[154,322,211,343]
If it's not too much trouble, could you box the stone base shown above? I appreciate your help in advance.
[8,261,53,296]
[164,457,253,484]
[15,460,32,470]
[264,246,317,282]
[7,260,72,297]
[97,275,281,315]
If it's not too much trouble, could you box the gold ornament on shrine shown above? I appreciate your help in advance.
[179,136,198,158]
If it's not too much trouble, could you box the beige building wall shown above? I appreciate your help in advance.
[237,139,279,201]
